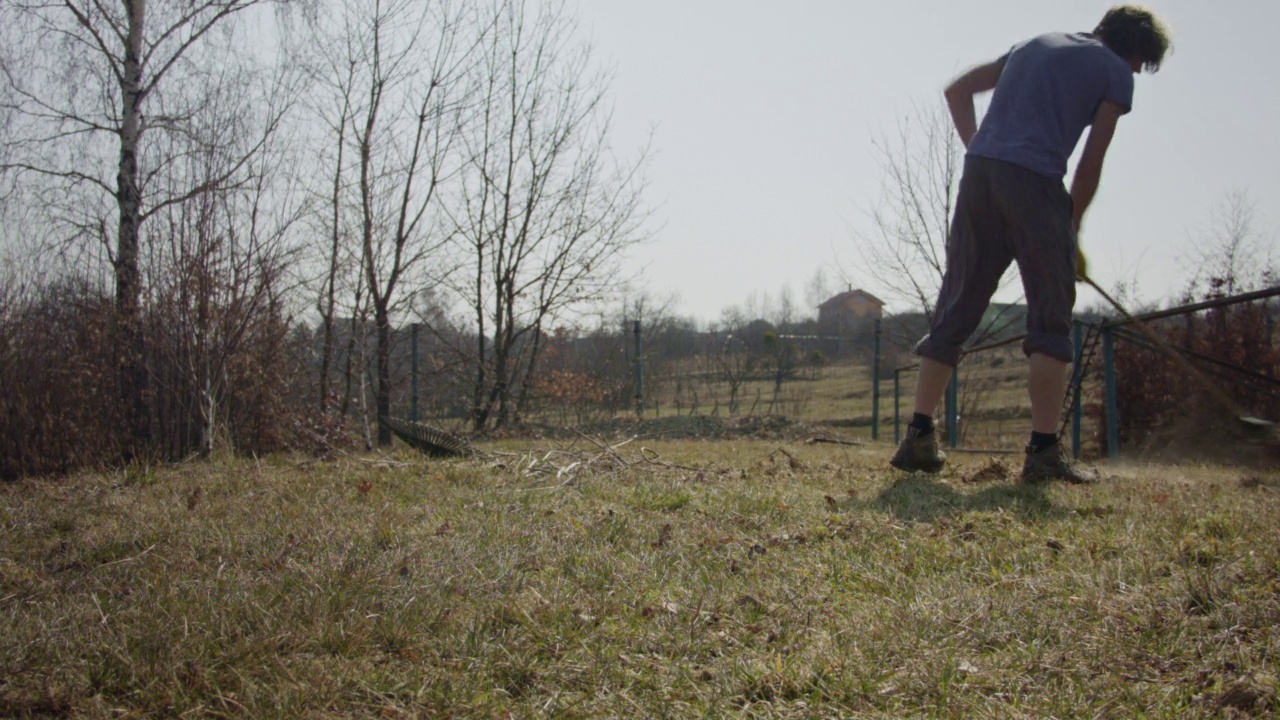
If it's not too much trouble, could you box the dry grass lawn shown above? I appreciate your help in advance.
[3,438,1279,718]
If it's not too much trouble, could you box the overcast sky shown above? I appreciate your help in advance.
[572,0,1280,322]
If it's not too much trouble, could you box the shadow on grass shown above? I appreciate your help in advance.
[868,474,1069,523]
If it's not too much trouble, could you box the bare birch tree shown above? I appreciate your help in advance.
[450,0,650,430]
[0,0,299,454]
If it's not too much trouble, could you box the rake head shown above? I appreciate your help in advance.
[382,416,472,458]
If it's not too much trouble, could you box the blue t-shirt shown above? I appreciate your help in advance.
[968,32,1134,179]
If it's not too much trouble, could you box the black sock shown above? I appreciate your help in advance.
[910,413,935,436]
[1029,431,1057,451]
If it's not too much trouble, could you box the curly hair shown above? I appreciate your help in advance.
[1094,5,1172,72]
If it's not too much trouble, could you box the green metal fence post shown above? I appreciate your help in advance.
[893,368,901,444]
[872,319,881,441]
[1103,328,1120,459]
[411,323,419,422]
[633,320,643,419]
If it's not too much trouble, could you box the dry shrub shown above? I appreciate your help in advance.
[0,282,126,480]
[529,369,610,426]
[281,327,360,457]
[0,277,330,480]
[525,328,634,423]
[1093,297,1280,463]
[215,311,297,456]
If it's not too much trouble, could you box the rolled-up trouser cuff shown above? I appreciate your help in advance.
[914,333,961,368]
[1022,331,1073,363]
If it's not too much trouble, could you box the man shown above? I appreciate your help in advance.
[890,6,1171,483]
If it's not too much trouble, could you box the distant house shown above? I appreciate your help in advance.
[817,289,885,334]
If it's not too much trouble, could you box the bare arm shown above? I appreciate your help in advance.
[1069,101,1125,233]
[944,59,1004,148]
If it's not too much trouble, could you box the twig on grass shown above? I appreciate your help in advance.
[638,446,705,473]
[759,446,804,470]
[335,449,412,468]
[805,434,862,447]
[575,430,636,468]
[93,542,158,569]
[483,435,712,488]
[1118,672,1171,685]
[90,593,109,624]
[1214,552,1250,577]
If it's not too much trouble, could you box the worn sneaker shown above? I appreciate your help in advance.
[890,426,946,473]
[1020,443,1097,485]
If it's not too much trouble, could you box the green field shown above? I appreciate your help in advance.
[3,439,1278,718]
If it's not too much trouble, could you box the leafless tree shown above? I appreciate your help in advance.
[307,0,477,445]
[711,306,753,416]
[804,267,833,315]
[0,0,300,454]
[308,33,360,415]
[1180,189,1277,298]
[448,0,650,431]
[142,71,306,457]
[852,102,1022,332]
[772,284,798,328]
[300,98,369,425]
[851,102,958,322]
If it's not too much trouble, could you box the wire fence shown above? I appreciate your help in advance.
[377,287,1279,456]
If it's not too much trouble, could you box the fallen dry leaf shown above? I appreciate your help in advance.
[652,523,672,548]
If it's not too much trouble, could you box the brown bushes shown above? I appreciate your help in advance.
[0,282,126,480]
[0,278,323,480]
[1094,294,1279,459]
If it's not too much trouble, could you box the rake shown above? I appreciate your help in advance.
[381,416,474,458]
[1080,275,1274,433]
